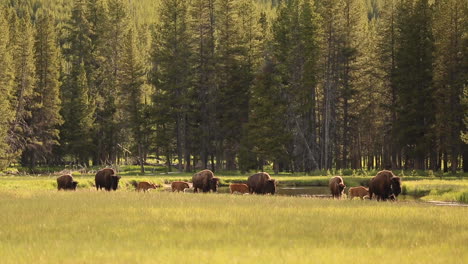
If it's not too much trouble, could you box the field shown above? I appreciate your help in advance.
[0,189,467,264]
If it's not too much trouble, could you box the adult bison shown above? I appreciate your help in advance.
[329,176,346,199]
[57,174,78,191]
[95,168,121,191]
[369,170,402,201]
[247,172,276,195]
[192,170,219,193]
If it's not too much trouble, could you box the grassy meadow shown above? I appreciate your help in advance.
[0,190,467,264]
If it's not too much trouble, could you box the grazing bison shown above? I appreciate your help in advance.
[369,170,402,201]
[95,168,121,191]
[192,170,220,193]
[137,181,158,192]
[57,174,78,191]
[329,176,346,199]
[171,181,190,192]
[229,183,249,194]
[247,172,276,195]
[348,186,369,200]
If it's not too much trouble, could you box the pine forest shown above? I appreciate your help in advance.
[0,0,466,174]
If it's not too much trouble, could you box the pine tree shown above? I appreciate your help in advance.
[118,27,146,173]
[189,0,217,170]
[271,0,321,172]
[65,61,94,164]
[377,0,399,169]
[433,0,467,173]
[94,0,128,165]
[9,14,36,162]
[0,8,14,169]
[394,0,435,170]
[21,13,63,167]
[151,0,191,172]
[61,0,95,165]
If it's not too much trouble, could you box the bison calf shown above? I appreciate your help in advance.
[229,183,249,194]
[137,181,158,192]
[348,186,369,200]
[171,181,190,192]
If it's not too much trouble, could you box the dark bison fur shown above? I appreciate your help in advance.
[247,172,277,195]
[329,176,346,199]
[192,170,219,193]
[95,168,121,191]
[369,170,402,201]
[57,174,78,191]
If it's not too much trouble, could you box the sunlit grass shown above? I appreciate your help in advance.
[403,180,468,203]
[0,190,466,263]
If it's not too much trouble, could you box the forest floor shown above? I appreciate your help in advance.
[0,189,466,263]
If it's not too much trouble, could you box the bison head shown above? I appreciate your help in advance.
[111,175,121,190]
[71,181,78,190]
[338,183,346,193]
[210,177,220,192]
[391,177,402,197]
[264,179,277,195]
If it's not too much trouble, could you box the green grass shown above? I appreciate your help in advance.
[403,180,468,203]
[0,190,466,263]
[2,172,468,203]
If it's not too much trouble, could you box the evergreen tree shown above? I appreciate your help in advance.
[61,0,95,165]
[118,27,146,173]
[271,0,321,172]
[63,61,94,164]
[9,14,36,162]
[215,0,251,170]
[151,0,191,172]
[95,0,128,164]
[21,13,63,167]
[189,0,217,170]
[0,8,14,169]
[394,0,435,170]
[377,0,399,169]
[433,0,467,173]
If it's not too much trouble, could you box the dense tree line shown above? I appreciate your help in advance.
[0,0,466,173]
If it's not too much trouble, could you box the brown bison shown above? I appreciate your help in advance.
[137,181,158,192]
[95,168,121,191]
[369,170,402,201]
[171,181,190,192]
[247,172,276,195]
[329,176,346,199]
[57,174,78,191]
[192,170,220,193]
[229,183,249,194]
[348,186,369,200]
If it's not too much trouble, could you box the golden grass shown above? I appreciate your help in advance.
[0,190,467,263]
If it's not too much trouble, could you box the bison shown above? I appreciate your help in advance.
[95,168,121,191]
[171,181,190,192]
[229,183,249,194]
[369,170,402,201]
[348,186,369,200]
[329,176,346,199]
[57,174,78,191]
[137,181,158,192]
[192,170,220,193]
[247,172,276,195]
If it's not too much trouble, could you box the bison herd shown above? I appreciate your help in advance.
[56,168,402,201]
[328,170,402,201]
